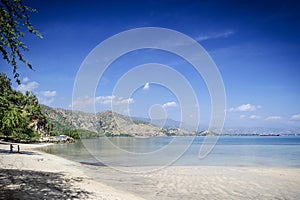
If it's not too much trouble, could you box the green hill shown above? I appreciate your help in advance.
[41,106,166,137]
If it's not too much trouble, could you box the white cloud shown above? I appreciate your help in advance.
[39,97,55,106]
[240,115,246,119]
[112,97,134,105]
[17,81,39,93]
[72,95,134,112]
[265,116,281,121]
[228,104,260,112]
[162,101,177,108]
[290,114,300,121]
[143,82,150,90]
[96,96,114,105]
[41,90,57,97]
[249,115,261,119]
[96,95,134,105]
[23,77,29,83]
[196,30,235,42]
[15,78,57,106]
[39,91,57,106]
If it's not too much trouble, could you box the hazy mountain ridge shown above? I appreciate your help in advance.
[221,127,300,136]
[41,105,300,137]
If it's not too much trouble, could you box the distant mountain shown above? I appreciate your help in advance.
[41,105,166,137]
[41,105,78,132]
[133,117,207,132]
[41,105,300,137]
[133,117,181,129]
[221,127,300,136]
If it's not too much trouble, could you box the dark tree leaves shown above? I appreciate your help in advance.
[0,0,42,84]
[0,73,48,141]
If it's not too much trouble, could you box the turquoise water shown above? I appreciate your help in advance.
[41,136,300,168]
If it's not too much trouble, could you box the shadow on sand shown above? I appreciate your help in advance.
[0,149,40,155]
[0,169,92,199]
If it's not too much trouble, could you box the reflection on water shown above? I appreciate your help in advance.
[40,136,300,168]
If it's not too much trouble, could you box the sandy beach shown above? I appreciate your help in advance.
[0,142,143,200]
[1,142,300,199]
[85,165,300,200]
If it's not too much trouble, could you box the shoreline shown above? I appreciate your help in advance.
[0,142,144,199]
[1,142,300,199]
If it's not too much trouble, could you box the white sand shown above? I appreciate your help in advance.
[0,142,143,199]
[84,165,300,200]
[1,142,300,199]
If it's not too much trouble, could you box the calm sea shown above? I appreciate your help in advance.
[40,136,300,168]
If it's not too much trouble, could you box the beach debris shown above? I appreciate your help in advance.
[39,135,75,143]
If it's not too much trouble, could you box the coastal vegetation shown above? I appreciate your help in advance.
[0,73,48,141]
[50,129,100,140]
[0,0,49,142]
[0,73,99,142]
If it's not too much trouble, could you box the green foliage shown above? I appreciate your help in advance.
[165,132,176,136]
[76,129,99,139]
[49,130,60,137]
[62,129,99,139]
[47,118,75,134]
[64,129,80,139]
[0,0,42,84]
[49,129,99,140]
[0,73,48,141]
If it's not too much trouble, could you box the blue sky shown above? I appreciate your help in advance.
[1,0,300,128]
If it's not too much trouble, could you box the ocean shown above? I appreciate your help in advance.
[41,136,300,168]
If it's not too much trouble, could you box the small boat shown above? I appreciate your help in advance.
[259,133,280,136]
